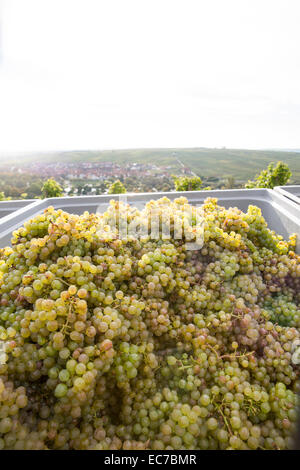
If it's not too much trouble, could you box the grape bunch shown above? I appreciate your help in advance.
[0,196,299,450]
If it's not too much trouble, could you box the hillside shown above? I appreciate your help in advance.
[3,148,300,183]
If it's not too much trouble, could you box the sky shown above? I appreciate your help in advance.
[0,0,300,154]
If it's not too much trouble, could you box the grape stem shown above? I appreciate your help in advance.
[205,344,254,361]
[213,400,233,436]
[55,277,71,287]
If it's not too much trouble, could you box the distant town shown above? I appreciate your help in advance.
[0,159,219,199]
[0,147,298,199]
[10,161,175,181]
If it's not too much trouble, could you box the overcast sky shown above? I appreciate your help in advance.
[0,0,300,153]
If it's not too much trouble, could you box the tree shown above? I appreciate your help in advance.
[96,181,108,195]
[225,176,235,189]
[173,175,202,192]
[108,180,126,194]
[245,161,291,189]
[82,184,91,195]
[27,181,43,199]
[41,178,63,198]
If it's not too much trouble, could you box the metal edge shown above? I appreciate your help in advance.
[0,189,299,249]
[274,186,300,205]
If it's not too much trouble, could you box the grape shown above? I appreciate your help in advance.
[0,197,298,449]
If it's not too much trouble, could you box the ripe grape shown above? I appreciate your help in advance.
[0,198,298,450]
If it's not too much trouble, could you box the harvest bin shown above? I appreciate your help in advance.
[0,199,36,219]
[0,189,299,251]
[275,185,300,205]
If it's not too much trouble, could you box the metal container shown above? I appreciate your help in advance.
[275,185,300,205]
[0,189,299,251]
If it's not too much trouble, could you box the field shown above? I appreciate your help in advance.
[4,147,300,183]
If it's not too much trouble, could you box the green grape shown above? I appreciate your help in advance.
[0,198,298,450]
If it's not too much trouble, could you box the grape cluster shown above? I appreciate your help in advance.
[0,197,299,450]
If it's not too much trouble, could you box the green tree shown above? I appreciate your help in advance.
[96,181,108,195]
[245,162,291,189]
[74,182,84,195]
[173,175,202,192]
[41,178,63,198]
[82,184,90,195]
[108,180,126,194]
[26,181,43,199]
[225,176,235,189]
